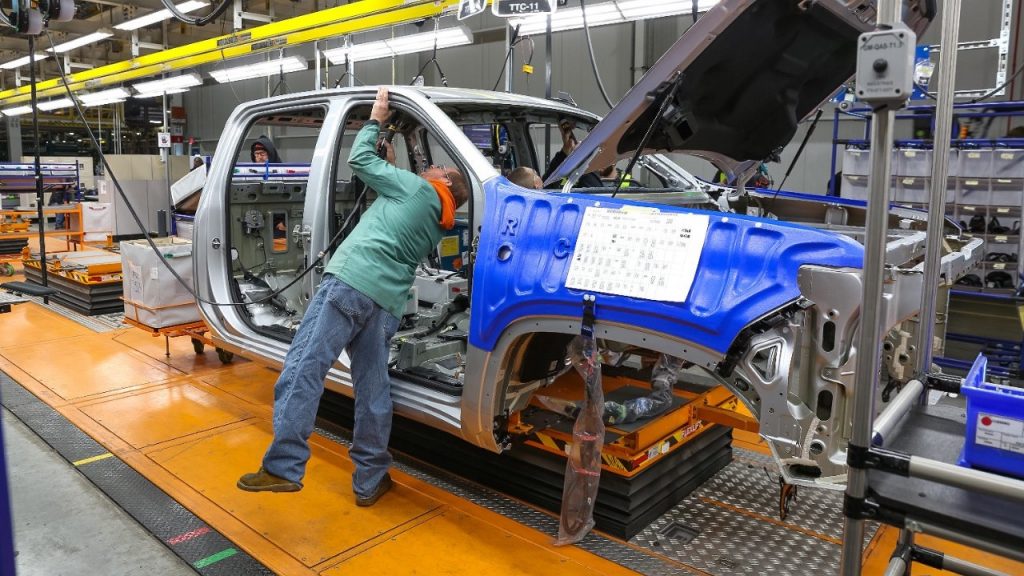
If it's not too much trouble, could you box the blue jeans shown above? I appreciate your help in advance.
[262,274,400,498]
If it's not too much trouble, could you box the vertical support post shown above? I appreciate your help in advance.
[544,15,553,169]
[838,0,901,573]
[504,23,513,93]
[916,0,962,373]
[28,37,49,301]
[314,40,321,90]
[631,21,646,86]
[829,107,841,196]
[163,91,171,236]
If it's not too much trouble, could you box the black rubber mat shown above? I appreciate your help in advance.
[22,266,123,315]
[0,372,272,575]
[319,390,732,540]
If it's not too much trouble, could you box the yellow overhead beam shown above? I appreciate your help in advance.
[0,0,464,106]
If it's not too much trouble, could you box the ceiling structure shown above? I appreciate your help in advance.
[0,0,451,97]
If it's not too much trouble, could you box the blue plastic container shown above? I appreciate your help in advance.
[959,354,1024,479]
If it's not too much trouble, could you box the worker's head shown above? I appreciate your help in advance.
[192,155,204,169]
[508,166,542,190]
[252,142,269,163]
[421,165,469,207]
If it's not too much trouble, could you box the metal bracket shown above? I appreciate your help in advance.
[843,492,907,525]
[581,294,596,338]
[846,443,911,476]
[925,371,962,393]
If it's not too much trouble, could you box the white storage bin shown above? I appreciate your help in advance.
[120,237,201,329]
[842,174,870,200]
[989,179,1024,207]
[956,178,990,205]
[992,149,1024,179]
[959,149,993,178]
[895,177,930,204]
[843,148,871,176]
[947,149,960,177]
[895,148,933,177]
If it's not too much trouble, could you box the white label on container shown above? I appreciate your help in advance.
[998,207,1011,214]
[904,150,917,157]
[566,207,709,303]
[975,412,1024,455]
[968,152,982,159]
[997,179,1013,184]
[996,235,1009,243]
[902,178,915,185]
[964,205,976,211]
[966,180,980,186]
[994,263,1006,270]
[1001,153,1015,160]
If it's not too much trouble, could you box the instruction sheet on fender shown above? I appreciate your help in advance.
[566,207,709,302]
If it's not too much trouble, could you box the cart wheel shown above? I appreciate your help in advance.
[216,348,234,364]
[191,338,205,354]
[0,263,14,277]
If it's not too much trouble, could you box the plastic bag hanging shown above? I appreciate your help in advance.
[553,332,606,546]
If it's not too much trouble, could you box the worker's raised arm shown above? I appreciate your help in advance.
[348,87,421,199]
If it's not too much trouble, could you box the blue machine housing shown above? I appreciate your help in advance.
[469,178,865,355]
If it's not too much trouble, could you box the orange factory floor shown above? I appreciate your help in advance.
[1,284,1022,574]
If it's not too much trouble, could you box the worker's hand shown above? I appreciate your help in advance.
[559,120,577,154]
[381,140,396,165]
[370,87,391,124]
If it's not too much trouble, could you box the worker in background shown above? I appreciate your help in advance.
[191,154,205,171]
[542,120,604,188]
[238,87,470,507]
[508,166,543,189]
[251,136,281,163]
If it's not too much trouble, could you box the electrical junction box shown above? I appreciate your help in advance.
[855,24,916,106]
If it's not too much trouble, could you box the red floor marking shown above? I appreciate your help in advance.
[167,526,211,546]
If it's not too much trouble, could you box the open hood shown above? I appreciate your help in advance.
[545,0,935,187]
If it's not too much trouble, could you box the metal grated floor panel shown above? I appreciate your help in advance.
[7,294,127,332]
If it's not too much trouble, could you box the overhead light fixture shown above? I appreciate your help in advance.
[324,25,473,64]
[115,1,208,31]
[132,73,202,95]
[78,87,130,106]
[134,87,191,99]
[1,105,33,116]
[37,98,75,111]
[510,0,719,36]
[0,53,49,70]
[49,31,114,54]
[209,55,307,83]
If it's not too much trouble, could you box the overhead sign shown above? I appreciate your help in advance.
[457,0,487,20]
[493,0,556,17]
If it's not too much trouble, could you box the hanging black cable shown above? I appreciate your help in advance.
[776,108,824,192]
[412,19,450,87]
[611,74,685,196]
[491,24,522,91]
[160,0,232,26]
[580,0,614,109]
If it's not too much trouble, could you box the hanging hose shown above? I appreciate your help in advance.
[160,0,232,26]
[580,0,614,109]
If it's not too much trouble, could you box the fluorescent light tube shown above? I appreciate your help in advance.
[37,98,75,111]
[78,87,131,106]
[324,25,473,64]
[511,0,719,36]
[209,56,307,83]
[132,73,202,95]
[0,53,49,70]
[115,1,208,31]
[2,105,33,116]
[49,31,113,54]
[134,87,191,99]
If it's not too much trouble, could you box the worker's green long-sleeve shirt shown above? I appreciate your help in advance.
[323,121,443,318]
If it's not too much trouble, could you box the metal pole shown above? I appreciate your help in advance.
[544,15,552,169]
[872,379,924,445]
[940,554,1013,576]
[909,455,1024,502]
[882,556,907,576]
[28,37,49,301]
[504,23,513,93]
[915,521,1024,564]
[839,0,901,573]
[916,0,962,374]
[163,91,171,236]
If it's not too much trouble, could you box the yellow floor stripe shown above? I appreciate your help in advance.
[73,452,114,467]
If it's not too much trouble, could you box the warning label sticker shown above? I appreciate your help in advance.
[975,412,1024,455]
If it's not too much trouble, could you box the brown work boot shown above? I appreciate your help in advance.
[355,474,393,507]
[237,468,302,493]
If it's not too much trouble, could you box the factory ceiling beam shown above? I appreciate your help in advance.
[0,0,460,106]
